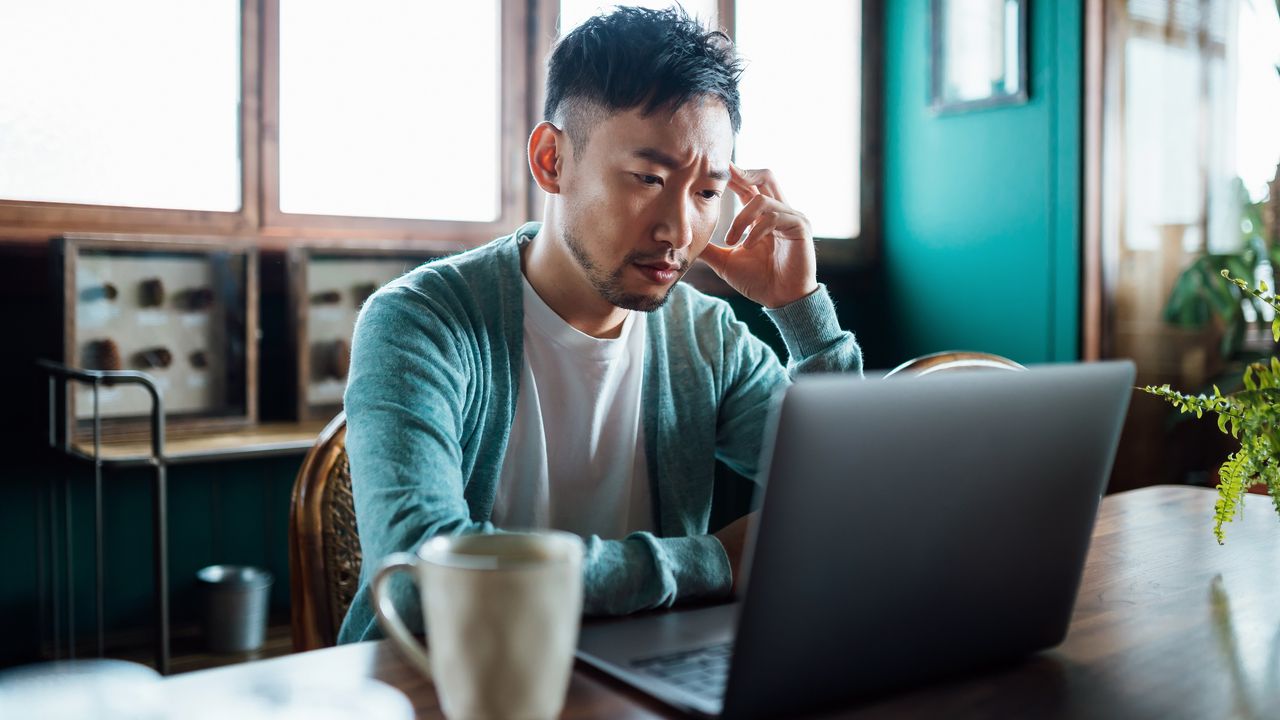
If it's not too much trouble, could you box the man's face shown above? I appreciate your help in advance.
[556,99,734,312]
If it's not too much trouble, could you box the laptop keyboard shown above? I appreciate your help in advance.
[630,641,734,699]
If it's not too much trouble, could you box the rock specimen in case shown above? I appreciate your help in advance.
[313,338,351,380]
[139,278,166,308]
[330,338,351,379]
[83,339,122,371]
[352,282,378,308]
[134,347,174,369]
[80,283,118,302]
[177,287,215,311]
[189,349,210,369]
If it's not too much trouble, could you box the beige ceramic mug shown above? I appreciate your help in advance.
[371,531,584,720]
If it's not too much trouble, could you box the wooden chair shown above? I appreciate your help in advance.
[289,411,362,651]
[884,350,1026,378]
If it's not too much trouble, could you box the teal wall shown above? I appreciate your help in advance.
[881,1,1082,364]
[0,459,297,666]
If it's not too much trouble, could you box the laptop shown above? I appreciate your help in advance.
[577,361,1135,719]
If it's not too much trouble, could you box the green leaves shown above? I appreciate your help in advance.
[1141,354,1280,542]
[1207,432,1278,544]
[1213,448,1250,545]
[1222,268,1280,320]
[1146,269,1280,542]
[1165,258,1241,331]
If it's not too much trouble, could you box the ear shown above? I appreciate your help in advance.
[527,121,567,194]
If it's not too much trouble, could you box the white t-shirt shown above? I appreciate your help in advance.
[491,275,652,539]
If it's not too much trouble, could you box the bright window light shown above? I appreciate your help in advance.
[1234,0,1280,202]
[735,0,861,239]
[0,1,241,211]
[278,0,502,222]
[558,0,719,35]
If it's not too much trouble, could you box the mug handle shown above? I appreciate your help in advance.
[371,552,433,678]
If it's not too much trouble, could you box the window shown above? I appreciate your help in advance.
[735,1,861,240]
[276,0,502,222]
[0,1,242,212]
[559,0,718,31]
[262,0,529,240]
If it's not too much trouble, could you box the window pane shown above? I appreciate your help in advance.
[1234,0,1280,203]
[1121,38,1204,252]
[0,2,241,211]
[558,0,719,36]
[279,0,501,222]
[735,0,861,239]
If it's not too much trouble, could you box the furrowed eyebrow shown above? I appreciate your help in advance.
[632,147,728,181]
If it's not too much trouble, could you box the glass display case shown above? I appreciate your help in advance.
[287,245,447,420]
[54,234,258,440]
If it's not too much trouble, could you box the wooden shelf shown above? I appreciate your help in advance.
[69,420,329,466]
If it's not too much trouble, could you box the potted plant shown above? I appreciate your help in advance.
[1161,180,1272,359]
[1143,270,1280,543]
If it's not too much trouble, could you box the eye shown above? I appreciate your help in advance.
[698,189,722,200]
[634,173,663,187]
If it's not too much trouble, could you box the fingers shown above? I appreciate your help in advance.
[698,242,731,273]
[730,164,788,205]
[725,194,806,247]
[739,212,780,250]
[725,193,770,246]
[727,168,759,204]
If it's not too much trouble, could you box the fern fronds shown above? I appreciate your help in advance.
[1213,444,1254,544]
[1142,270,1280,542]
[1143,382,1278,543]
[1141,384,1241,427]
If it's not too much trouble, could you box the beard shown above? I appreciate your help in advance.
[562,223,689,313]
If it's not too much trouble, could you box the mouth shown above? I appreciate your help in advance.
[632,260,682,285]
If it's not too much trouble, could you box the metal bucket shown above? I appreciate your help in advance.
[196,565,273,653]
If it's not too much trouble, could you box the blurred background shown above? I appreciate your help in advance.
[0,0,1277,674]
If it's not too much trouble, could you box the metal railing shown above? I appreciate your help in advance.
[36,359,170,674]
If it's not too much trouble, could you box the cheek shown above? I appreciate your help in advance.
[574,176,646,224]
[692,203,722,242]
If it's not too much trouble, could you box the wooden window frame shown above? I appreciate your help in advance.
[258,0,531,246]
[1084,0,1232,360]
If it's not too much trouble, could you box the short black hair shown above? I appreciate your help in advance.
[544,6,743,153]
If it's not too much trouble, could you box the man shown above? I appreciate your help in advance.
[337,6,862,643]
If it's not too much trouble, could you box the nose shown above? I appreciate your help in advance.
[653,193,695,252]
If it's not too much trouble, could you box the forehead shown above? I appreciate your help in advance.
[590,98,734,165]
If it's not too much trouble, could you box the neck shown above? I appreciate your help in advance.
[523,211,630,339]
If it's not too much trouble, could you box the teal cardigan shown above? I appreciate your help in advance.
[337,223,862,643]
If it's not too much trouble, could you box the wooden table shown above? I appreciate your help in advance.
[165,486,1280,718]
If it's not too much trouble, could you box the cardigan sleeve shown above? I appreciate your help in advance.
[339,285,495,639]
[714,284,864,482]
